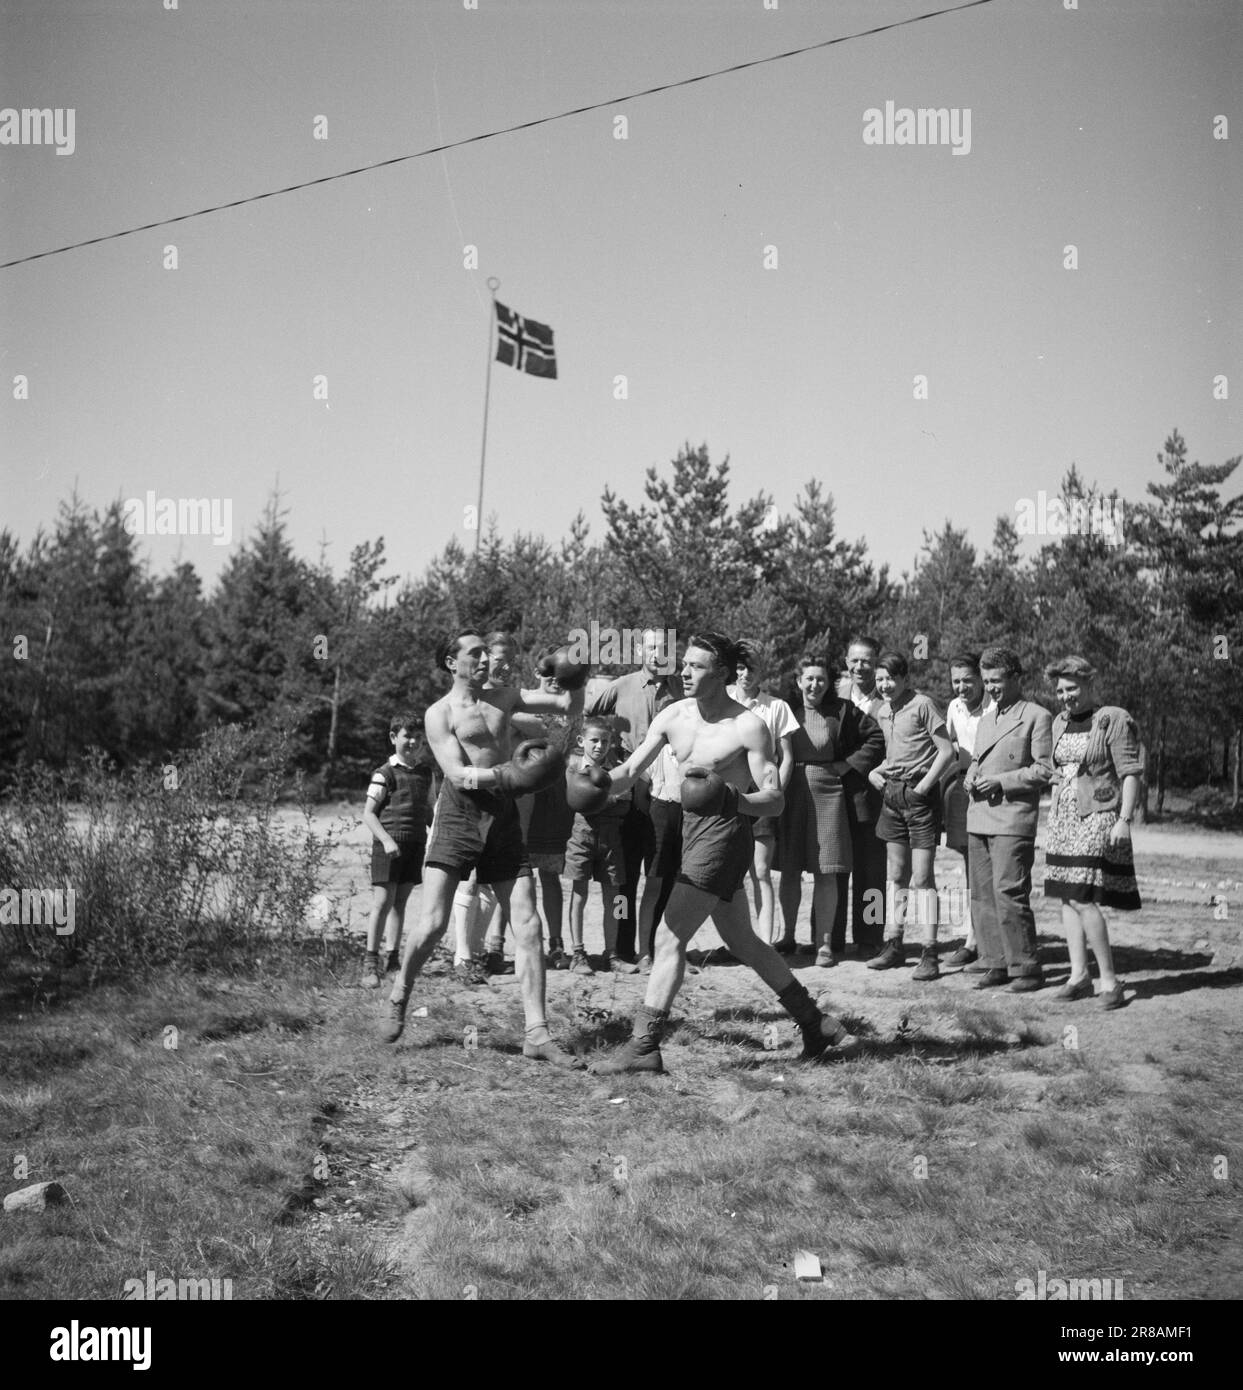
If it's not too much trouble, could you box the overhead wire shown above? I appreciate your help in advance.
[1,0,1000,270]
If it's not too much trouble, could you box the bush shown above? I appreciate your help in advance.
[0,726,338,982]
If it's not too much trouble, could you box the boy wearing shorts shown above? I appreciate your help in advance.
[360,714,437,989]
[526,766,575,970]
[566,717,636,975]
[867,652,955,980]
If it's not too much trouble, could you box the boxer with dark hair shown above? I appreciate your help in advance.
[590,632,861,1075]
[379,631,586,1061]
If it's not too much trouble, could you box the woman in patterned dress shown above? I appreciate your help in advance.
[1042,656,1143,1009]
[776,653,885,966]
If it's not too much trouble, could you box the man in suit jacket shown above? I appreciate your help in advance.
[963,647,1054,992]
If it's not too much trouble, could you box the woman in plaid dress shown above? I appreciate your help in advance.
[1042,656,1143,1010]
[776,653,885,966]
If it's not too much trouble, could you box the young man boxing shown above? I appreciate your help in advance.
[379,631,585,1064]
[579,631,861,1075]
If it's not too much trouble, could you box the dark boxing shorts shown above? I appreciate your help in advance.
[425,779,531,884]
[876,774,942,850]
[371,835,426,887]
[677,789,754,902]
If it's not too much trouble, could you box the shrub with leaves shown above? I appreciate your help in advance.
[0,725,337,982]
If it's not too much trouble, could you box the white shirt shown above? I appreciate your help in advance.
[649,744,684,802]
[946,695,994,761]
[728,687,801,752]
[840,680,884,721]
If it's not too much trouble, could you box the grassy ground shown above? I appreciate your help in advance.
[0,948,396,1300]
[2,798,1240,1301]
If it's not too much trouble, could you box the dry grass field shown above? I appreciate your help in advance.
[2,805,1240,1301]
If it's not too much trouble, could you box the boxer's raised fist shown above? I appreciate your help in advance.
[679,766,728,816]
[537,645,589,691]
[566,763,612,814]
[493,739,565,795]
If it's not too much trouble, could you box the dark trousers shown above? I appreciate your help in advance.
[618,783,679,959]
[967,832,1041,977]
[825,812,886,952]
[831,823,887,952]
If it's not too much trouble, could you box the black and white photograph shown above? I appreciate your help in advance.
[1,0,1239,1342]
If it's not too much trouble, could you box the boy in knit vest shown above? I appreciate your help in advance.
[360,713,438,988]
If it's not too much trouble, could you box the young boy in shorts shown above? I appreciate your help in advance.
[867,652,955,980]
[565,717,636,976]
[360,713,437,989]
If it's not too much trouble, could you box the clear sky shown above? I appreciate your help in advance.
[1,0,1238,591]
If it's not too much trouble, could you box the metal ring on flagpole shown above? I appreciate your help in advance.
[486,276,500,293]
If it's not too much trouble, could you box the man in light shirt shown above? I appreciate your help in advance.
[728,639,799,946]
[942,652,993,966]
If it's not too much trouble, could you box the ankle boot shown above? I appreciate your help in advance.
[777,980,851,1060]
[589,1005,669,1074]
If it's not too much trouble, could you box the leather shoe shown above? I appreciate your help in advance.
[866,940,905,971]
[911,948,940,982]
[1008,974,1045,994]
[1053,976,1093,1001]
[972,968,1009,989]
[946,946,978,967]
[1100,984,1126,1010]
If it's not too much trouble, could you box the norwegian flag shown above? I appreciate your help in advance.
[495,301,557,379]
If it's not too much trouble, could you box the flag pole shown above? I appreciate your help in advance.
[475,277,500,553]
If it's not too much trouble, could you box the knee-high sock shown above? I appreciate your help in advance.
[912,887,939,947]
[884,882,906,943]
[453,883,479,963]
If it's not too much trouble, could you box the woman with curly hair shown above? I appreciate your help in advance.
[1042,656,1143,1010]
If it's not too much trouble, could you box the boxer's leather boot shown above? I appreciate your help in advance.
[777,980,857,1060]
[589,1005,669,1075]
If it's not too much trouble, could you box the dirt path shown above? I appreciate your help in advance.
[291,807,1241,1299]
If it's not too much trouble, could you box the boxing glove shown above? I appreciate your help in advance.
[492,739,565,795]
[679,766,729,816]
[565,763,613,814]
[536,645,590,691]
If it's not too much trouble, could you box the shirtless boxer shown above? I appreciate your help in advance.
[379,630,585,1064]
[585,631,860,1075]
